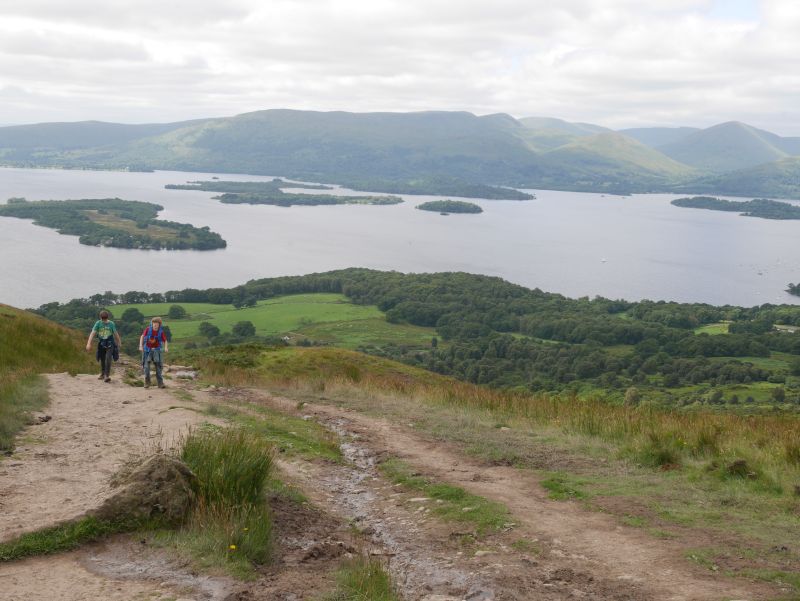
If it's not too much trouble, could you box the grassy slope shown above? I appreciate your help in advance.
[659,122,789,172]
[0,305,95,450]
[114,293,435,349]
[544,132,695,179]
[191,344,800,594]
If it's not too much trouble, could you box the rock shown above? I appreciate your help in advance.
[794,484,800,497]
[474,550,493,557]
[33,414,52,424]
[173,370,198,380]
[465,587,495,601]
[91,454,197,524]
[421,596,461,601]
[410,497,430,503]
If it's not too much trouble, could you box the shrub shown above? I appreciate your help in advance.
[232,321,256,337]
[168,305,187,319]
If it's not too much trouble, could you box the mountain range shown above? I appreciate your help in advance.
[1,110,799,198]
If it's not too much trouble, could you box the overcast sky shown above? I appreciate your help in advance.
[1,0,798,133]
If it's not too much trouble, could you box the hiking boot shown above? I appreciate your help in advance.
[104,377,111,383]
[157,382,166,389]
[144,379,151,389]
[98,374,105,380]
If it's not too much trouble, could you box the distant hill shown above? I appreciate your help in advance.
[659,121,800,172]
[518,117,611,152]
[618,126,699,148]
[530,132,695,193]
[0,110,686,193]
[0,120,203,162]
[673,157,800,199]
[2,110,800,197]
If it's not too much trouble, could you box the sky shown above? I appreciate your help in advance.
[1,0,798,134]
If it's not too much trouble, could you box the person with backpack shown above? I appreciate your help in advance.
[85,310,122,383]
[138,316,169,388]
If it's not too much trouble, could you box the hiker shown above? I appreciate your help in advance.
[139,317,169,388]
[85,310,121,383]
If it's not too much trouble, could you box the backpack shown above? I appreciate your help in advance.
[144,324,164,349]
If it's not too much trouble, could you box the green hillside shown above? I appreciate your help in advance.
[674,156,800,199]
[0,120,204,164]
[0,305,94,450]
[659,121,794,172]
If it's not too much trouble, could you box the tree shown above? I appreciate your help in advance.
[232,320,256,337]
[771,387,786,403]
[121,308,144,323]
[168,305,187,319]
[198,322,221,338]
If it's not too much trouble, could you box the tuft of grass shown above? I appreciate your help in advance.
[0,516,143,562]
[158,502,272,580]
[379,458,510,536]
[540,473,588,501]
[323,557,399,601]
[162,426,276,578]
[181,426,274,507]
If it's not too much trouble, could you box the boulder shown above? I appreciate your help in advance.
[92,454,197,524]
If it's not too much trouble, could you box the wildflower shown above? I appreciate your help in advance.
[229,544,237,550]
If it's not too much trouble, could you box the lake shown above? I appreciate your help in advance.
[0,166,798,308]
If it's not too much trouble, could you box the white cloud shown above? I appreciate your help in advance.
[0,0,798,134]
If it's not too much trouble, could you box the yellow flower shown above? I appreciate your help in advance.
[243,528,249,532]
[229,544,237,550]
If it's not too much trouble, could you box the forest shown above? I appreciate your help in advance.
[671,196,800,220]
[33,269,800,410]
[0,198,226,250]
[166,179,402,207]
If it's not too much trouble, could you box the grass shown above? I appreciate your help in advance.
[193,346,800,492]
[186,345,800,591]
[112,293,434,350]
[323,557,399,601]
[0,304,95,451]
[154,426,276,579]
[694,322,730,335]
[181,426,274,507]
[0,516,140,562]
[206,402,342,462]
[540,473,589,500]
[379,458,511,536]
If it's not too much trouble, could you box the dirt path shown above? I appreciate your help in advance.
[242,390,777,601]
[0,372,210,542]
[0,371,236,601]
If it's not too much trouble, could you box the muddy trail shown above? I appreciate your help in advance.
[0,370,781,600]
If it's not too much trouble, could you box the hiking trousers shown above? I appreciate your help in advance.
[98,344,113,378]
[143,349,164,385]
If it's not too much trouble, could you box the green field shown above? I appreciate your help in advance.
[693,322,730,335]
[112,293,435,349]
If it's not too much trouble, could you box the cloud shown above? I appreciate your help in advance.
[0,0,798,134]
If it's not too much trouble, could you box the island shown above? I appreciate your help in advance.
[671,196,800,220]
[166,179,403,207]
[416,200,483,214]
[337,176,535,200]
[0,198,226,250]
